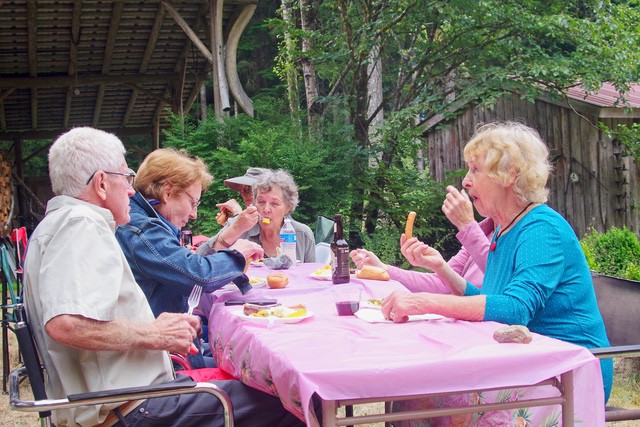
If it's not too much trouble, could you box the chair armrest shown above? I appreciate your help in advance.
[590,344,640,359]
[67,380,197,401]
[10,367,234,427]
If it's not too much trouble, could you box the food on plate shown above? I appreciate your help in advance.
[249,277,266,285]
[243,302,269,316]
[405,211,416,239]
[313,265,331,276]
[355,265,390,281]
[493,325,533,344]
[367,298,383,306]
[216,208,229,226]
[242,303,307,318]
[267,273,289,289]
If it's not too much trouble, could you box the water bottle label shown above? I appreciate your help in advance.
[280,234,297,243]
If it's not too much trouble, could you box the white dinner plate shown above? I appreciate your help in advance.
[309,271,332,281]
[355,307,443,323]
[230,307,314,324]
[248,277,266,287]
[251,261,265,267]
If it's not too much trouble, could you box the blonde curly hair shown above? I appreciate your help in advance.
[463,121,552,204]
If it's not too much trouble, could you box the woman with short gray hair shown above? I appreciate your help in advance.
[200,168,316,262]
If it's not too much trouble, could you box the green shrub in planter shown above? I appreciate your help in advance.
[624,262,640,281]
[580,226,640,279]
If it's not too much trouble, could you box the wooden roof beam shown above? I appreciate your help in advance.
[123,84,173,105]
[94,1,124,127]
[153,1,210,125]
[0,126,154,142]
[162,1,213,63]
[226,4,257,117]
[123,4,166,127]
[27,0,38,130]
[210,0,231,116]
[0,73,200,89]
[0,89,15,132]
[64,0,83,129]
[0,102,5,132]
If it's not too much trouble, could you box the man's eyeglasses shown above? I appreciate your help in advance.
[86,169,136,187]
[185,190,201,211]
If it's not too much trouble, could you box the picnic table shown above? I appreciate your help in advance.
[204,262,604,426]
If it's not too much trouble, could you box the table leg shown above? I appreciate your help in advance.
[561,370,575,427]
[321,399,337,427]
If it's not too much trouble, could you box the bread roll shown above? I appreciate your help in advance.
[355,265,390,281]
[267,273,289,289]
[216,209,228,226]
[493,325,533,344]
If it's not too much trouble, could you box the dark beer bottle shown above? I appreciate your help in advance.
[331,214,350,284]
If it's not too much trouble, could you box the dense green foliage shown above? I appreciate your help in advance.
[163,0,640,266]
[267,0,640,251]
[163,95,355,235]
[580,226,640,280]
[164,94,464,265]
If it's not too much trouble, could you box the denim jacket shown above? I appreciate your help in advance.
[115,193,251,317]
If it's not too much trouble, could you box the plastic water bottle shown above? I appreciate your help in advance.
[280,217,297,263]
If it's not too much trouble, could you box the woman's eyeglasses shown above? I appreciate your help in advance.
[185,190,201,211]
[86,169,136,187]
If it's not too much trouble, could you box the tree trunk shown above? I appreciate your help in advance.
[299,0,320,132]
[199,84,207,121]
[364,44,384,235]
[348,64,370,247]
[280,0,300,121]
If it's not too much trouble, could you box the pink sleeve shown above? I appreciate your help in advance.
[388,218,494,293]
[455,218,493,273]
[388,266,454,294]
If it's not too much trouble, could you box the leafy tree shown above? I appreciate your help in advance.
[163,95,355,238]
[271,0,640,249]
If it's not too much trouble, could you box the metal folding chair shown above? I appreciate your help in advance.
[315,216,335,244]
[1,241,19,393]
[9,304,234,426]
[591,272,640,421]
[1,227,27,393]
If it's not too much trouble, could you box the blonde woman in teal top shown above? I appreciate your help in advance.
[383,121,613,402]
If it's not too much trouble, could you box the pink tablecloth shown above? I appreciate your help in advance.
[205,263,604,426]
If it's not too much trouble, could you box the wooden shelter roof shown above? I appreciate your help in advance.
[0,0,258,143]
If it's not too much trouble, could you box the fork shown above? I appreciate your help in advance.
[186,285,203,315]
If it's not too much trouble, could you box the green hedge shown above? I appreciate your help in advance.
[580,226,640,280]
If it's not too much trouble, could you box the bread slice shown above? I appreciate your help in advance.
[355,265,390,281]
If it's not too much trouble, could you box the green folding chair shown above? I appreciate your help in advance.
[315,215,335,244]
[1,241,20,393]
[2,226,28,392]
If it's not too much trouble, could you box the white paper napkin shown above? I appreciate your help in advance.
[354,307,443,323]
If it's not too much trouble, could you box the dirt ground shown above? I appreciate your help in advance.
[0,332,638,426]
[0,333,39,426]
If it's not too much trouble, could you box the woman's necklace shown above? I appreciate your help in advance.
[489,202,534,252]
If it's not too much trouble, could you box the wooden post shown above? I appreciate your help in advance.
[210,0,230,120]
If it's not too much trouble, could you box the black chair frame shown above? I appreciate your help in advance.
[591,272,640,422]
[9,304,234,426]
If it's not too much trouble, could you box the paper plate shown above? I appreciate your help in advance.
[248,277,266,287]
[230,307,314,325]
[309,271,332,281]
